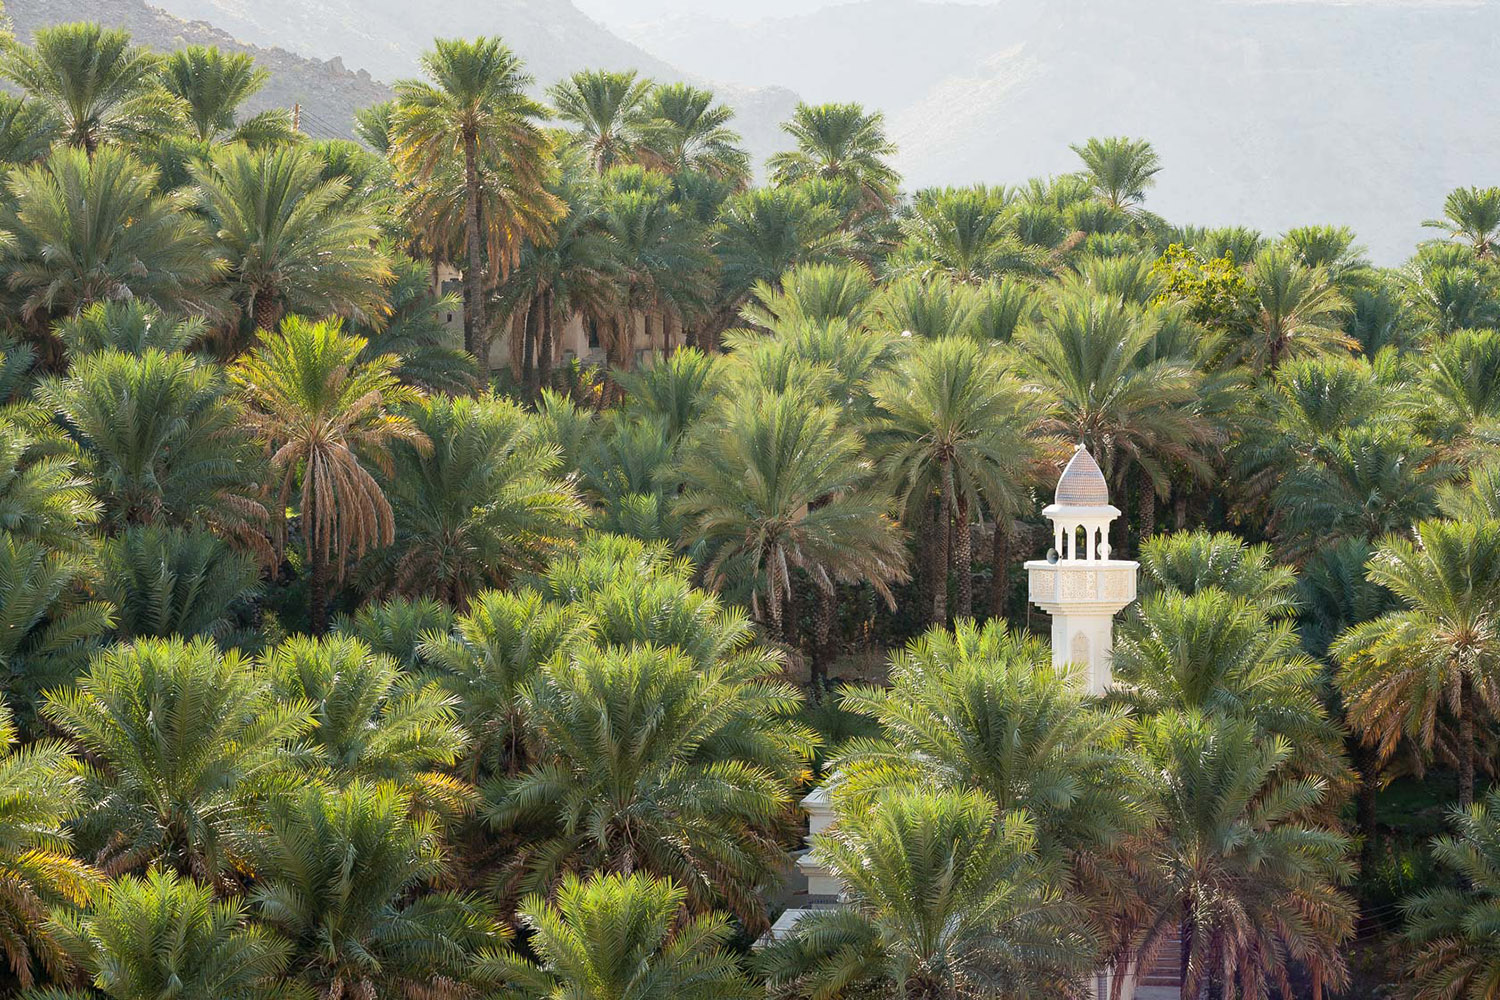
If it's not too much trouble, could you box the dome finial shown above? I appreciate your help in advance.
[1055,443,1109,506]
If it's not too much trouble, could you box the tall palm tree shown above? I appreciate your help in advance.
[2,148,218,326]
[1113,711,1355,1000]
[193,144,391,343]
[1335,518,1500,807]
[761,789,1092,1000]
[247,781,499,1000]
[639,82,750,185]
[1403,788,1500,1000]
[42,637,312,879]
[491,644,812,927]
[870,337,1042,622]
[0,22,162,153]
[548,69,654,174]
[1424,185,1500,258]
[49,869,289,1000]
[768,102,900,213]
[1243,246,1354,372]
[0,702,99,990]
[158,45,274,144]
[484,873,753,1000]
[231,318,427,633]
[1070,136,1161,211]
[393,37,555,356]
[677,387,907,640]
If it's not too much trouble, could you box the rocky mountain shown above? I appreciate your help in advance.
[6,0,391,140]
[628,0,1500,262]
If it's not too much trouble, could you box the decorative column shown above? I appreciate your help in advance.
[1024,444,1139,695]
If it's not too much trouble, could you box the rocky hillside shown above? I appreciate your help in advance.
[6,0,391,140]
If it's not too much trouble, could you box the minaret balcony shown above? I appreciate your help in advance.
[1025,559,1138,610]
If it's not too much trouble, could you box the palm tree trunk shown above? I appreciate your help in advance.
[1354,739,1380,876]
[766,567,784,643]
[931,478,950,627]
[308,541,329,636]
[1459,672,1476,808]
[812,584,836,691]
[990,517,1010,621]
[955,492,973,619]
[521,294,538,392]
[461,129,488,359]
[1139,470,1156,542]
[538,289,555,386]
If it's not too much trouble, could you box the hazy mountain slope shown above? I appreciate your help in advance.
[633,0,1500,262]
[143,0,799,166]
[6,0,391,139]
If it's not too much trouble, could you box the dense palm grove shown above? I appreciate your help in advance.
[1,12,1500,1000]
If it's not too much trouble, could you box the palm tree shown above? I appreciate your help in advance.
[54,300,207,357]
[334,595,454,669]
[420,589,592,780]
[193,144,391,343]
[0,702,99,990]
[740,261,879,331]
[158,45,272,144]
[0,22,161,153]
[548,69,653,173]
[617,347,726,443]
[368,393,585,604]
[351,252,478,395]
[889,186,1048,283]
[1335,518,1500,807]
[1424,185,1500,258]
[639,82,749,185]
[0,416,99,555]
[761,789,1092,1000]
[1243,246,1354,372]
[230,318,428,633]
[2,148,218,326]
[1070,136,1161,211]
[491,644,812,927]
[1114,711,1355,1000]
[0,93,61,166]
[677,387,907,641]
[49,869,289,1000]
[42,636,312,879]
[1403,788,1500,1000]
[483,873,753,1000]
[97,525,261,640]
[870,337,1041,622]
[833,621,1139,859]
[260,635,470,811]
[1137,529,1298,615]
[393,37,555,356]
[768,103,900,213]
[39,349,268,540]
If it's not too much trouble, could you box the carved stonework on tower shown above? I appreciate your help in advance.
[1024,444,1139,695]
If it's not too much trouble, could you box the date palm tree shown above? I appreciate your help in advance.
[1424,185,1500,258]
[231,318,427,633]
[889,186,1048,283]
[1137,529,1298,615]
[2,148,218,326]
[1113,711,1355,1000]
[192,144,391,343]
[1071,136,1161,212]
[768,102,900,213]
[1335,518,1500,807]
[760,789,1092,1000]
[54,300,206,357]
[97,525,261,640]
[548,69,653,173]
[0,93,60,166]
[870,336,1041,622]
[0,22,161,153]
[677,387,907,640]
[1243,246,1354,372]
[1403,788,1500,1000]
[639,82,750,185]
[484,873,753,1000]
[158,45,277,144]
[48,870,290,1000]
[393,37,554,356]
[0,417,99,555]
[42,636,313,880]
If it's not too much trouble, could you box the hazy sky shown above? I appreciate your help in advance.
[573,0,988,29]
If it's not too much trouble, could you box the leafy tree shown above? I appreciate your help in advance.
[1424,185,1500,258]
[768,102,899,213]
[48,870,289,1000]
[639,82,749,185]
[246,781,499,999]
[761,789,1091,1000]
[231,318,427,632]
[491,644,811,927]
[97,525,261,640]
[889,186,1047,284]
[0,22,162,153]
[43,636,312,879]
[1071,136,1161,211]
[1112,711,1355,1000]
[548,69,653,173]
[1243,246,1354,372]
[2,148,217,325]
[1403,788,1500,1000]
[193,144,391,342]
[1335,518,1500,807]
[393,37,556,356]
[678,386,906,639]
[158,45,276,144]
[483,873,753,1000]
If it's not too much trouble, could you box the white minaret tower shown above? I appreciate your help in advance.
[1025,444,1139,695]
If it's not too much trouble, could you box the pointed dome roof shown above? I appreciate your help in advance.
[1055,444,1109,506]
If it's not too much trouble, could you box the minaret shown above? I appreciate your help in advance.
[1025,444,1139,695]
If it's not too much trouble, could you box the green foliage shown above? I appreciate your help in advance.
[98,524,261,640]
[1403,788,1500,999]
